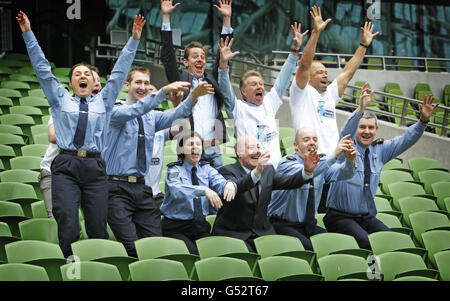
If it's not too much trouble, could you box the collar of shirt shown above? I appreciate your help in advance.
[73,94,92,103]
[183,160,200,174]
[192,75,205,87]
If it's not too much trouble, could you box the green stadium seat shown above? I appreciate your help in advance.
[397,59,414,71]
[415,83,432,100]
[374,196,402,219]
[194,257,262,281]
[52,67,71,77]
[398,196,446,227]
[135,236,199,280]
[434,250,450,281]
[253,235,316,268]
[367,57,382,70]
[0,89,22,104]
[0,124,27,140]
[431,181,450,210]
[280,136,295,150]
[31,201,48,218]
[310,232,372,260]
[393,275,438,281]
[10,156,42,172]
[18,218,59,244]
[33,133,50,145]
[0,169,41,199]
[196,236,260,273]
[257,256,323,281]
[0,182,40,218]
[28,89,46,98]
[409,211,450,247]
[315,213,325,228]
[417,170,450,195]
[9,74,39,89]
[60,261,122,281]
[205,214,216,231]
[0,133,26,156]
[5,53,30,61]
[421,230,450,269]
[10,106,43,125]
[444,197,450,213]
[444,85,450,107]
[0,145,16,171]
[407,157,448,181]
[0,200,29,238]
[42,115,51,125]
[387,182,436,211]
[377,251,438,281]
[71,239,137,281]
[368,231,427,260]
[0,114,35,143]
[5,240,65,280]
[1,81,30,97]
[0,95,13,114]
[376,212,412,236]
[426,60,443,73]
[221,156,236,165]
[317,254,378,281]
[0,59,30,69]
[129,259,190,281]
[19,96,50,116]
[0,263,49,281]
[278,127,296,139]
[0,66,14,81]
[379,169,420,195]
[382,158,404,171]
[17,66,35,75]
[21,144,48,157]
[0,220,21,264]
[30,124,49,137]
[384,82,401,92]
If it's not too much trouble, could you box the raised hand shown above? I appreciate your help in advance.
[253,150,270,178]
[223,181,236,202]
[343,140,357,163]
[189,82,214,102]
[162,81,190,94]
[16,11,31,33]
[304,149,320,175]
[132,14,146,40]
[161,0,180,16]
[168,90,184,107]
[213,0,232,19]
[310,6,331,33]
[360,21,379,47]
[219,36,240,68]
[357,82,374,114]
[419,94,439,122]
[291,22,309,51]
[205,188,223,209]
[334,134,352,159]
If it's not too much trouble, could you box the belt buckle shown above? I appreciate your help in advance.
[128,176,137,183]
[77,150,87,158]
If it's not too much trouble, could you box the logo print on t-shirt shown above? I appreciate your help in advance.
[317,99,335,123]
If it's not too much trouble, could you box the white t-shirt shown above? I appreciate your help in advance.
[289,79,341,156]
[144,129,167,196]
[40,116,60,172]
[233,87,282,166]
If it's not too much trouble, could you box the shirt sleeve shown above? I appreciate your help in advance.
[207,166,228,195]
[154,97,196,132]
[328,79,341,105]
[272,53,297,106]
[218,68,237,113]
[323,159,356,183]
[339,110,363,139]
[165,167,208,200]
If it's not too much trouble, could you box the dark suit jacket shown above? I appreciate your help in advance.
[160,30,233,143]
[212,162,308,240]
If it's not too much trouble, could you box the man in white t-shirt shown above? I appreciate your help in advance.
[218,23,308,167]
[290,6,379,156]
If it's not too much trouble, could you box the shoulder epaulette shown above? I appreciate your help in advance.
[167,160,183,168]
[199,160,210,166]
[371,138,384,146]
[286,155,296,161]
[114,100,123,105]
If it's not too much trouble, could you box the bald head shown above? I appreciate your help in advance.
[294,127,318,159]
[309,62,328,93]
[236,135,261,170]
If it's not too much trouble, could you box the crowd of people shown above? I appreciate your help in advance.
[16,0,438,258]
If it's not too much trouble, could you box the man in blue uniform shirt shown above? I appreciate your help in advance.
[268,129,357,250]
[17,11,146,258]
[325,84,439,250]
[160,131,257,255]
[103,66,214,257]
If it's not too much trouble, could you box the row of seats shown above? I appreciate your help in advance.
[0,234,448,281]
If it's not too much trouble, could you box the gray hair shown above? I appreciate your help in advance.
[362,111,378,127]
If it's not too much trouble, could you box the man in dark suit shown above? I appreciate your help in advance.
[159,0,233,168]
[212,134,320,252]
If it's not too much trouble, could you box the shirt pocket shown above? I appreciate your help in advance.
[88,100,107,134]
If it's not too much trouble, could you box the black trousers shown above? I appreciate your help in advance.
[51,153,109,258]
[270,217,327,251]
[161,217,211,255]
[324,209,390,250]
[107,180,162,257]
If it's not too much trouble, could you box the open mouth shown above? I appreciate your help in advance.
[79,82,88,88]
[255,92,263,97]
[307,145,317,152]
[136,90,147,97]
[320,79,328,85]
[195,64,203,72]
[92,89,99,95]
[250,153,261,160]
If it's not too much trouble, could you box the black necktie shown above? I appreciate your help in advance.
[191,166,203,222]
[304,179,317,235]
[73,97,88,149]
[137,116,146,173]
[364,148,377,216]
[253,185,260,201]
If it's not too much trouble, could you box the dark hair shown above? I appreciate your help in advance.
[176,131,203,159]
[69,62,93,81]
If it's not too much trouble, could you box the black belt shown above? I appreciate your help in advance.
[108,175,145,184]
[60,149,101,158]
[328,208,369,217]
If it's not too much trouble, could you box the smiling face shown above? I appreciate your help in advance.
[241,75,265,106]
[236,135,261,170]
[69,64,94,98]
[295,127,318,159]
[183,45,206,79]
[183,135,203,166]
[356,117,378,148]
[126,70,151,103]
[308,62,328,93]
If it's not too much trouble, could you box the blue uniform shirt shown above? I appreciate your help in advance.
[327,111,427,214]
[268,152,356,223]
[103,90,196,177]
[23,31,139,152]
[161,160,236,220]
